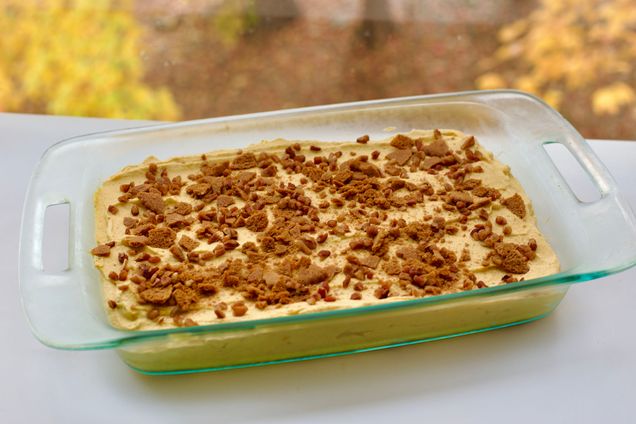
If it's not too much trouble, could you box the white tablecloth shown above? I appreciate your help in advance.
[1,113,635,423]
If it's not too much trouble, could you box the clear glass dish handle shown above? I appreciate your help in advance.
[19,145,119,348]
[490,92,636,276]
[560,136,636,274]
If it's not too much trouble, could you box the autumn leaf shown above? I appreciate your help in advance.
[476,73,506,90]
[593,82,635,115]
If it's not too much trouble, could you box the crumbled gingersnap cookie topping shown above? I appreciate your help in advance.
[92,130,558,329]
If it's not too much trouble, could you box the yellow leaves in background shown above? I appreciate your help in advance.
[475,73,506,90]
[213,0,258,46]
[498,20,528,44]
[542,89,563,110]
[0,69,18,110]
[593,82,635,115]
[0,0,180,120]
[479,0,636,116]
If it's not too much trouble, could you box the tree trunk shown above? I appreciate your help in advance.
[252,0,299,33]
[355,0,395,49]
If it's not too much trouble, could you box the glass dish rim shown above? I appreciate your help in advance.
[22,89,636,351]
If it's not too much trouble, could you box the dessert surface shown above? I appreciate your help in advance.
[92,129,560,330]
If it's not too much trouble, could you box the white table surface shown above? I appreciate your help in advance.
[1,113,635,423]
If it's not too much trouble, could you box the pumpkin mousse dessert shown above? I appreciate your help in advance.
[91,129,559,330]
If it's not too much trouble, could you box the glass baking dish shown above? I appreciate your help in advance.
[19,90,636,374]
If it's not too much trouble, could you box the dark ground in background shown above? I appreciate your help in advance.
[138,2,634,140]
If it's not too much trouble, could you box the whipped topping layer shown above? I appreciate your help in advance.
[92,129,560,330]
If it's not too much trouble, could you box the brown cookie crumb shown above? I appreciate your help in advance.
[202,161,229,177]
[139,286,173,305]
[186,183,212,198]
[262,164,277,177]
[123,217,137,228]
[461,136,476,149]
[386,149,413,166]
[297,264,330,285]
[245,211,269,232]
[318,250,331,260]
[146,227,176,249]
[213,245,226,257]
[232,302,248,317]
[502,193,526,219]
[237,171,256,184]
[422,137,450,157]
[138,192,165,214]
[359,255,381,269]
[170,245,186,262]
[231,152,257,170]
[420,157,442,169]
[165,213,186,228]
[173,286,199,310]
[91,244,112,257]
[357,161,383,177]
[122,236,147,248]
[223,240,239,251]
[473,186,501,200]
[356,135,370,144]
[449,191,473,206]
[217,195,235,208]
[172,202,193,216]
[494,243,530,274]
[374,285,390,299]
[178,235,200,252]
[390,134,414,149]
[200,251,215,261]
[460,247,471,262]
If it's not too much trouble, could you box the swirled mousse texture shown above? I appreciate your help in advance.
[92,129,560,330]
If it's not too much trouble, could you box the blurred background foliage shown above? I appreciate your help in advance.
[0,0,180,120]
[1,0,635,139]
[212,0,259,45]
[478,0,636,131]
